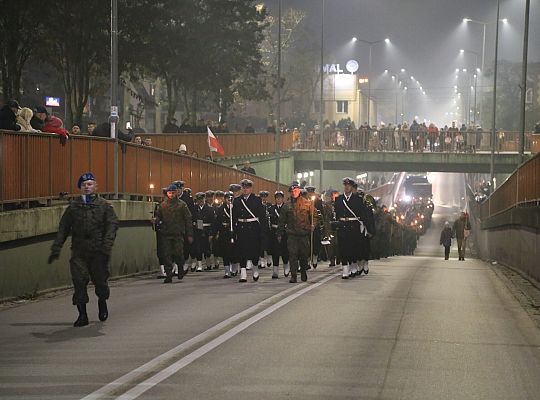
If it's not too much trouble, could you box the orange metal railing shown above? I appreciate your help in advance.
[479,152,540,219]
[0,131,288,206]
[137,132,293,158]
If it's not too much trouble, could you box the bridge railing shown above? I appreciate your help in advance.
[295,129,536,153]
[137,132,293,158]
[478,152,540,219]
[0,131,288,208]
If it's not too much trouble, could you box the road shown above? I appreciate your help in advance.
[1,178,540,399]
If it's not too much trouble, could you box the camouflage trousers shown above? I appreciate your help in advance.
[70,252,110,305]
[287,234,310,278]
[161,235,185,276]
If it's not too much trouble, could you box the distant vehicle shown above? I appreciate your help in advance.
[404,174,433,201]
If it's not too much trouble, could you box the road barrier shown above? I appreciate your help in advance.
[0,131,288,208]
[137,132,293,158]
[479,152,540,219]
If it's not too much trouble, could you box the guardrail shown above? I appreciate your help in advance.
[295,129,537,153]
[137,132,294,158]
[0,131,288,209]
[478,152,540,219]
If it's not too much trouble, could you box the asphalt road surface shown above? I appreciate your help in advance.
[2,202,540,399]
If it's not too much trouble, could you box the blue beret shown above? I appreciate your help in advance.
[166,184,177,192]
[77,172,96,188]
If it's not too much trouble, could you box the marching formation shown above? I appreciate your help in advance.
[48,172,432,327]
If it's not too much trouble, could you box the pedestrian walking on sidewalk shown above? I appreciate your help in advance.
[440,221,453,260]
[452,212,471,261]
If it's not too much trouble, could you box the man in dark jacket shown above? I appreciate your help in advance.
[191,192,216,272]
[163,118,180,133]
[452,212,471,260]
[48,172,119,327]
[0,100,22,131]
[156,184,193,282]
[440,221,453,260]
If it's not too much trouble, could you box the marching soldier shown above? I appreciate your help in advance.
[154,187,168,278]
[258,190,272,269]
[48,172,119,327]
[268,191,290,278]
[211,190,225,270]
[155,184,194,283]
[214,191,237,278]
[191,192,215,271]
[232,179,267,282]
[228,184,242,275]
[277,183,317,283]
[305,186,323,269]
[180,186,195,273]
[358,193,376,275]
[333,177,371,279]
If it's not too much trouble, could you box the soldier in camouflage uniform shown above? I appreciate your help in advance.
[48,172,119,327]
[156,184,194,283]
[277,183,317,283]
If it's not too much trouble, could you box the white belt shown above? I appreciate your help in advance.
[194,223,212,227]
[222,222,229,226]
[339,217,358,222]
[238,218,259,223]
[271,224,278,228]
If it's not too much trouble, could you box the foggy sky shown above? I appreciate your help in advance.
[266,0,540,123]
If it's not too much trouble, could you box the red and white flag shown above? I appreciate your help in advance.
[207,126,225,156]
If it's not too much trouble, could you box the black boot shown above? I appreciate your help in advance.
[74,304,89,327]
[98,299,108,322]
[300,269,308,282]
[289,276,297,283]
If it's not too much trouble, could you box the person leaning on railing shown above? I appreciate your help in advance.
[0,99,22,131]
[17,107,41,133]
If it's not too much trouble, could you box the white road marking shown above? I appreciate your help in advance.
[81,272,338,400]
[115,273,338,400]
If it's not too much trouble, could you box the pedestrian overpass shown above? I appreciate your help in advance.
[291,150,527,174]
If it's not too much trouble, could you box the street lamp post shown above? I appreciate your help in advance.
[519,0,531,158]
[110,0,119,199]
[275,0,282,185]
[490,0,501,198]
[319,0,325,191]
[459,49,479,127]
[352,37,389,127]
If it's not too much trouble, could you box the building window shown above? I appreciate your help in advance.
[337,100,348,114]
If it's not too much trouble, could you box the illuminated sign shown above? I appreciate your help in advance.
[323,60,359,75]
[45,97,60,107]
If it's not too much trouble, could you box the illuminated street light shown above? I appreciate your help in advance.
[385,38,390,44]
[400,68,406,72]
[352,37,358,42]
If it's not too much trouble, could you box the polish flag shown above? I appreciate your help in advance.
[207,127,225,156]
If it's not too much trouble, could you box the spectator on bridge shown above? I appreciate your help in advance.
[267,124,276,133]
[244,123,255,133]
[87,121,97,135]
[70,125,82,135]
[163,117,180,133]
[134,136,142,145]
[179,118,192,133]
[428,123,438,152]
[143,137,152,146]
[36,107,69,144]
[534,122,540,134]
[440,221,453,260]
[467,126,477,153]
[240,160,256,175]
[92,122,134,142]
[0,99,22,131]
[401,122,409,151]
[177,144,187,154]
[16,107,40,132]
[191,151,199,158]
[30,106,46,131]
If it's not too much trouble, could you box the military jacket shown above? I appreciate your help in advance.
[157,197,193,238]
[51,195,119,256]
[277,197,317,237]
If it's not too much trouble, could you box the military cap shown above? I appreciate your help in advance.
[229,183,242,192]
[215,190,225,197]
[183,187,192,195]
[77,172,96,188]
[240,179,253,188]
[166,184,177,192]
[224,191,234,198]
[205,190,215,197]
[172,180,185,189]
[259,190,269,198]
[342,177,355,186]
[305,186,316,193]
[195,192,205,200]
[288,182,300,192]
[274,191,285,198]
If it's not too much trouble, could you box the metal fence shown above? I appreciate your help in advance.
[0,131,288,207]
[479,152,540,219]
[295,129,537,154]
[138,132,294,158]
